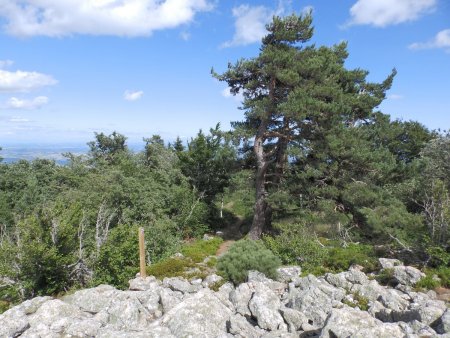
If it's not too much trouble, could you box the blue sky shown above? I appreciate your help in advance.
[0,0,449,145]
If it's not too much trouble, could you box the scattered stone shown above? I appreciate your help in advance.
[276,266,302,283]
[1,258,448,338]
[392,265,425,286]
[379,258,403,269]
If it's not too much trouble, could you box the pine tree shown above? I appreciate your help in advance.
[213,13,395,239]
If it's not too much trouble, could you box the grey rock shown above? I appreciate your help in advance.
[28,299,90,327]
[129,276,160,291]
[392,265,425,286]
[159,288,184,313]
[276,266,301,283]
[261,332,299,338]
[379,258,403,269]
[228,313,264,338]
[0,306,30,338]
[63,318,103,337]
[202,274,224,288]
[163,277,202,293]
[230,282,254,316]
[104,295,150,330]
[320,307,405,338]
[280,306,308,332]
[16,296,52,315]
[97,325,175,338]
[403,320,437,337]
[248,271,286,296]
[286,275,345,327]
[409,295,447,326]
[325,268,369,290]
[248,283,286,331]
[158,288,232,338]
[62,284,118,313]
[126,289,161,318]
[441,308,450,333]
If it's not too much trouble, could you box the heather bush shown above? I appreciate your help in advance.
[217,239,281,284]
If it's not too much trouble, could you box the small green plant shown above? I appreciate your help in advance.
[416,272,441,290]
[325,244,378,272]
[206,256,218,268]
[217,239,281,285]
[342,292,369,311]
[0,300,10,314]
[262,222,327,271]
[181,237,223,263]
[146,257,194,279]
[209,279,226,292]
[416,266,450,290]
[376,268,396,286]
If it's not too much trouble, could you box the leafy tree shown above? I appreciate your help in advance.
[178,124,236,204]
[88,131,128,165]
[214,13,395,239]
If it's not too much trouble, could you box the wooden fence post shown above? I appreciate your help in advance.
[139,227,146,278]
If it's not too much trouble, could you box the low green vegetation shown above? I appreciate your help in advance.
[145,238,222,280]
[181,237,223,263]
[146,257,195,279]
[416,266,450,290]
[217,239,281,285]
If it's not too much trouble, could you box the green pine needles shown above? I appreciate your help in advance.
[217,239,281,285]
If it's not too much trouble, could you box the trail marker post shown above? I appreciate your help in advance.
[139,227,146,278]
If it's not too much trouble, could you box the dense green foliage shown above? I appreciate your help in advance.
[0,129,233,307]
[217,240,281,284]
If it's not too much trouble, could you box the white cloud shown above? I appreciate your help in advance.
[221,5,272,48]
[409,29,450,51]
[124,90,144,101]
[0,0,213,37]
[301,5,314,16]
[0,69,57,92]
[6,96,49,109]
[0,60,14,69]
[180,31,191,41]
[388,94,404,100]
[347,0,436,27]
[8,116,31,123]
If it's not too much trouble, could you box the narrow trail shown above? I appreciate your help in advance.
[216,202,246,256]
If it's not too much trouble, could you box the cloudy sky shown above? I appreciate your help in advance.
[0,0,449,145]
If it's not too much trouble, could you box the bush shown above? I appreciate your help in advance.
[263,222,327,271]
[181,237,223,263]
[416,266,450,289]
[93,224,139,289]
[325,243,378,272]
[217,240,281,285]
[146,257,194,279]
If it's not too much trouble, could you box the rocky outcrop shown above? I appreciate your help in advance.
[0,260,448,338]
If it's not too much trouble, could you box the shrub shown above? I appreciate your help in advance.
[217,239,281,285]
[263,222,327,271]
[93,224,139,289]
[325,243,378,272]
[376,268,397,286]
[181,237,223,263]
[416,266,450,289]
[146,257,195,279]
[415,272,441,290]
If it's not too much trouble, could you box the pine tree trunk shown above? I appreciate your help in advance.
[249,121,269,240]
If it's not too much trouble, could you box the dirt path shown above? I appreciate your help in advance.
[215,207,246,256]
